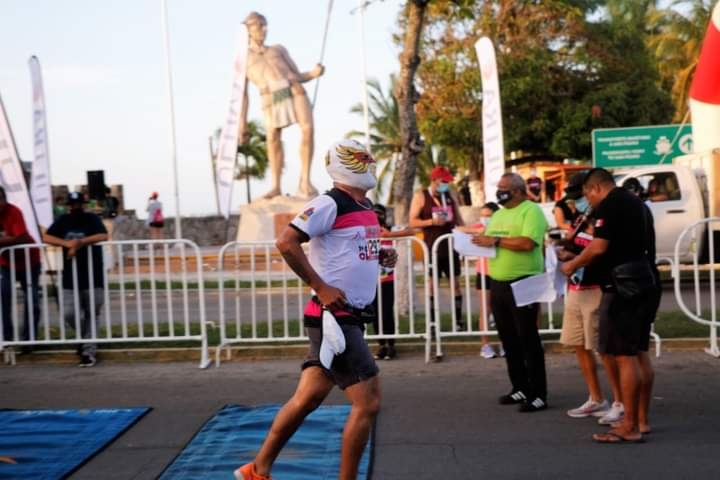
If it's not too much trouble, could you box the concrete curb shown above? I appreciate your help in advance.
[3,338,713,365]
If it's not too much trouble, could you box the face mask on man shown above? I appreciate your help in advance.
[574,196,589,213]
[437,182,450,194]
[496,189,513,205]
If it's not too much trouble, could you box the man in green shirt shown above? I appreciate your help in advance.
[472,173,549,412]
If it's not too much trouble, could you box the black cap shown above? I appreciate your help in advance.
[68,191,85,204]
[564,173,584,200]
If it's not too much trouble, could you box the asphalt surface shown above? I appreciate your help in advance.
[2,350,720,479]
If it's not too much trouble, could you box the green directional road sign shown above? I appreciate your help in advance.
[592,124,693,168]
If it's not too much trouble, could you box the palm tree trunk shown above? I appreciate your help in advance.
[393,0,429,316]
[392,0,428,226]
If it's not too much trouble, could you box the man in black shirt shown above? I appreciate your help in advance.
[561,168,657,444]
[43,192,108,367]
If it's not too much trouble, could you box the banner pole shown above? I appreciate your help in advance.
[160,0,182,239]
[357,0,371,152]
[0,95,56,305]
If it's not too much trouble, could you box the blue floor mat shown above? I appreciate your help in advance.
[160,404,373,480]
[0,407,150,480]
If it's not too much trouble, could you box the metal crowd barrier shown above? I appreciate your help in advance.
[0,240,210,368]
[215,237,433,366]
[673,217,720,357]
[430,233,561,359]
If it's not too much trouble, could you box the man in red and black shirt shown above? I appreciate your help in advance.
[0,186,41,344]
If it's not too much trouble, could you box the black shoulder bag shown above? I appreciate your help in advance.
[610,206,656,299]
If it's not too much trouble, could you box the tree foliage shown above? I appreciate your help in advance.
[646,0,714,121]
[235,120,268,181]
[413,0,676,169]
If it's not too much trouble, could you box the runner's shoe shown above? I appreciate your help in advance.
[234,462,272,480]
[597,402,625,425]
[480,344,496,359]
[567,397,609,418]
[374,346,388,360]
[498,345,506,357]
[386,345,397,360]
[499,390,526,405]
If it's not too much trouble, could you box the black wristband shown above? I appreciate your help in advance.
[494,237,501,247]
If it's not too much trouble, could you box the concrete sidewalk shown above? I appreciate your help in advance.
[2,350,719,479]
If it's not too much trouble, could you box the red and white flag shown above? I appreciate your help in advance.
[475,37,505,203]
[28,56,53,228]
[216,25,249,218]
[0,95,40,242]
[689,1,720,153]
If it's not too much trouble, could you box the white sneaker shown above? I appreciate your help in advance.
[498,345,505,357]
[597,401,625,424]
[567,397,609,418]
[480,344,496,359]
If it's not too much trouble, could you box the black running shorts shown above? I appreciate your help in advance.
[598,291,655,356]
[302,324,379,390]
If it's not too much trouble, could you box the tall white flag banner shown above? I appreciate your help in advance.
[475,37,505,203]
[689,2,720,154]
[216,25,249,218]
[28,56,53,228]
[0,95,40,242]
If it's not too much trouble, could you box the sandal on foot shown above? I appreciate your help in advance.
[592,431,644,444]
[610,421,651,434]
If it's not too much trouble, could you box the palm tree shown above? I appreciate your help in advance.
[646,0,713,121]
[349,76,455,203]
[235,120,268,203]
[210,120,268,206]
[348,76,403,202]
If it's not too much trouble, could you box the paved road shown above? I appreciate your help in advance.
[2,351,719,479]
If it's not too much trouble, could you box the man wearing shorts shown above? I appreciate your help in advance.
[409,166,465,330]
[235,139,397,480]
[561,168,658,443]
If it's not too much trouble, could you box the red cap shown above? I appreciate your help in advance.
[430,166,453,182]
[151,192,158,199]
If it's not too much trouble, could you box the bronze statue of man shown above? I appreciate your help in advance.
[239,11,324,199]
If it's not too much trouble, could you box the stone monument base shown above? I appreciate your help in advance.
[236,195,314,242]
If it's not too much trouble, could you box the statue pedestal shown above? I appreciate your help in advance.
[236,195,314,242]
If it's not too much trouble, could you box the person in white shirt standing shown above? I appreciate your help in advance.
[145,192,164,242]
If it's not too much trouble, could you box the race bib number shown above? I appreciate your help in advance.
[357,226,381,261]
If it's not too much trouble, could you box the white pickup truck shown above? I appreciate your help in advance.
[542,156,718,263]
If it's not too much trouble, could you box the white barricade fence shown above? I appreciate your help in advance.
[673,217,720,357]
[0,240,210,368]
[651,257,673,358]
[215,237,432,366]
[430,233,561,359]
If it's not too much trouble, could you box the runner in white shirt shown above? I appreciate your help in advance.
[235,139,397,480]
